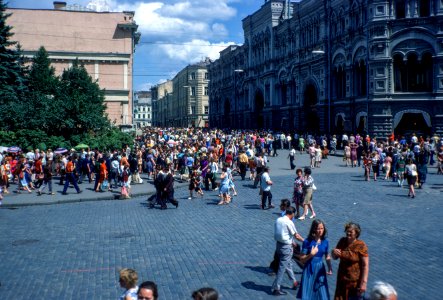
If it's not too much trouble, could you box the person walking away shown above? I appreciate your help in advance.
[37,165,54,195]
[296,219,332,300]
[314,145,322,168]
[298,168,316,220]
[238,150,248,180]
[62,157,82,195]
[260,167,275,210]
[288,146,296,170]
[271,206,304,296]
[253,154,265,188]
[404,158,418,198]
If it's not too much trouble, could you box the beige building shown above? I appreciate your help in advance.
[7,1,140,128]
[152,59,210,128]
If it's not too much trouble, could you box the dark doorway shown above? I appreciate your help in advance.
[357,116,366,134]
[224,99,231,128]
[395,113,431,137]
[254,90,264,129]
[303,84,320,133]
[336,115,345,134]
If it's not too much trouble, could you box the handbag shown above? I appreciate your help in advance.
[312,183,317,190]
[101,179,109,191]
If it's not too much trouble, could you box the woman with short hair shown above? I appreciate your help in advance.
[332,222,369,300]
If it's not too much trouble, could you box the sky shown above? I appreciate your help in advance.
[7,0,261,91]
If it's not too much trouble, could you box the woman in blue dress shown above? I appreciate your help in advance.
[297,219,333,300]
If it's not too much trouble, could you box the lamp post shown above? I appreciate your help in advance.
[234,69,244,129]
[183,85,190,127]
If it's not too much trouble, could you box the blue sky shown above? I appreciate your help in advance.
[7,0,261,91]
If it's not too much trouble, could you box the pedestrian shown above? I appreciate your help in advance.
[61,156,82,195]
[297,219,332,300]
[192,287,219,300]
[309,143,316,168]
[271,206,304,296]
[137,281,158,300]
[298,168,316,220]
[161,165,179,209]
[288,146,296,170]
[260,166,275,210]
[332,222,369,300]
[217,166,231,205]
[405,158,418,198]
[237,150,248,180]
[119,268,138,300]
[292,169,304,218]
[37,165,54,195]
[314,144,322,168]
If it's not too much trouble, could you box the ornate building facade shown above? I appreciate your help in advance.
[152,59,210,128]
[209,0,443,137]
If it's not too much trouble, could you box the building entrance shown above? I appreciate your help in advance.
[303,84,319,133]
[254,90,264,129]
[394,112,431,137]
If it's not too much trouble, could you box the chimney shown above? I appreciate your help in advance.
[53,1,67,10]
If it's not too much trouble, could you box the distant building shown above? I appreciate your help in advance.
[133,91,152,128]
[209,0,443,137]
[152,59,211,128]
[7,1,140,129]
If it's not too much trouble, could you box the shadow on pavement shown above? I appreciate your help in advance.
[244,265,271,275]
[241,281,272,295]
[243,204,262,210]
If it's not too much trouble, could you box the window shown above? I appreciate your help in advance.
[204,86,209,96]
[143,114,146,119]
[191,87,196,96]
[396,0,406,19]
[205,72,209,79]
[191,72,196,80]
[204,106,209,114]
[148,114,151,119]
[191,106,196,115]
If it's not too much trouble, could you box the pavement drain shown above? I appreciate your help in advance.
[111,232,135,239]
[12,239,40,246]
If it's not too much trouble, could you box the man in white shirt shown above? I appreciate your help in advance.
[271,207,304,296]
[260,167,274,209]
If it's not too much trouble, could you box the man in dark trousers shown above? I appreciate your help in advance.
[161,165,179,210]
[62,156,82,195]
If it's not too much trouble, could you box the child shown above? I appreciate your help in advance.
[121,165,131,199]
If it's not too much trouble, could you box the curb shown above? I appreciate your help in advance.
[1,180,190,208]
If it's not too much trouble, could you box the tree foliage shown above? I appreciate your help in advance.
[0,0,28,130]
[0,2,132,150]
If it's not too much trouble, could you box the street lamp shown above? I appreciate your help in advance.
[234,69,244,128]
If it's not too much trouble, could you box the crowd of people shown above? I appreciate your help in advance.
[0,127,440,299]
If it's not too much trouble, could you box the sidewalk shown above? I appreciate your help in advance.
[0,173,188,208]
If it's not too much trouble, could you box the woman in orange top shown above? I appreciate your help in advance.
[95,158,108,192]
[332,222,369,300]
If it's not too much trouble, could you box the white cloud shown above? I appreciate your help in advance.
[158,39,235,63]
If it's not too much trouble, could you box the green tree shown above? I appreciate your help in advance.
[56,59,110,137]
[25,46,62,130]
[0,0,27,130]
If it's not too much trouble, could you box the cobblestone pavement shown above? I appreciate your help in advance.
[0,151,441,299]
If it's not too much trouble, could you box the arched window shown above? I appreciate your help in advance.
[421,52,433,91]
[393,52,433,92]
[394,54,406,91]
[396,0,406,19]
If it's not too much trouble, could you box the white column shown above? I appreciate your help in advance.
[122,103,129,125]
[124,63,128,89]
[94,62,99,80]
